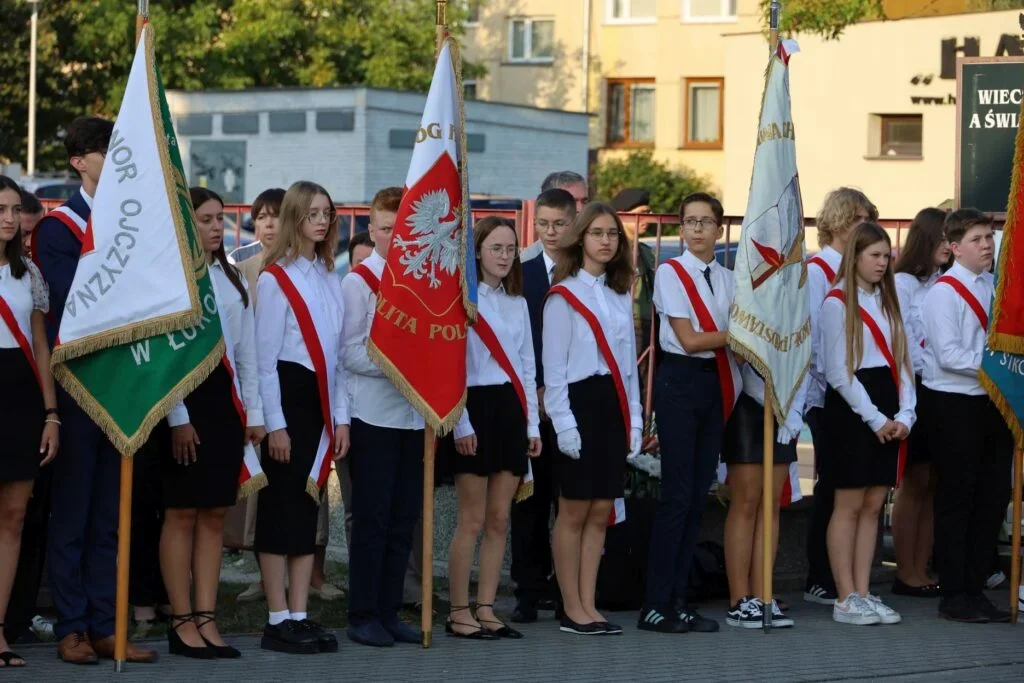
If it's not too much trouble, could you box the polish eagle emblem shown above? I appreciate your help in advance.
[394,188,462,288]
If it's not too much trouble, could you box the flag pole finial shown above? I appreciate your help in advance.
[436,0,447,56]
[769,0,780,53]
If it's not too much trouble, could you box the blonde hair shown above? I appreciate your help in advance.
[817,187,878,249]
[836,223,910,380]
[262,181,338,272]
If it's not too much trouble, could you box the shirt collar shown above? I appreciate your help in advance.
[949,260,990,285]
[821,245,842,264]
[478,281,505,296]
[79,186,94,209]
[577,268,606,288]
[681,249,715,273]
[542,249,556,275]
[295,255,317,274]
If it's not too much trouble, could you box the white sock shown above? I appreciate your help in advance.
[268,610,289,626]
[290,611,307,622]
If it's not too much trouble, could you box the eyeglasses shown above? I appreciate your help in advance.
[305,209,337,224]
[484,245,517,257]
[682,217,718,231]
[536,219,570,233]
[585,229,621,241]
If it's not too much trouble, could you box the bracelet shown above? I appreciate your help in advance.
[44,408,59,416]
[45,418,62,426]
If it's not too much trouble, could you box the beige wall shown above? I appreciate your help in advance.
[722,9,1022,219]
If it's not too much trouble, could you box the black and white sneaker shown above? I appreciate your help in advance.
[676,606,719,633]
[766,599,794,628]
[726,597,763,629]
[636,607,688,634]
[803,583,838,605]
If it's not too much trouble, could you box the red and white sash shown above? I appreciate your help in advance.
[935,275,988,331]
[807,255,836,285]
[472,312,534,501]
[351,263,380,295]
[665,259,741,421]
[0,292,41,388]
[265,263,339,502]
[826,289,908,486]
[47,205,96,255]
[547,283,629,526]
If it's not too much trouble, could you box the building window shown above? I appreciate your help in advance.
[464,80,478,100]
[683,77,723,149]
[606,78,656,146]
[876,114,923,158]
[682,0,737,23]
[606,0,657,23]
[508,18,554,63]
[464,0,481,26]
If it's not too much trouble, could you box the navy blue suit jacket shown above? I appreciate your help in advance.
[33,191,90,348]
[521,255,550,388]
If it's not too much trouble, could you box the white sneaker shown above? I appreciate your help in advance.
[986,570,1007,590]
[237,581,265,602]
[864,593,902,624]
[1017,585,1023,613]
[832,593,881,625]
[310,582,345,600]
[30,615,55,641]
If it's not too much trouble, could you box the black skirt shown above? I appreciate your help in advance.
[722,392,799,465]
[823,366,900,489]
[452,383,528,477]
[254,361,322,556]
[907,376,932,465]
[557,375,627,501]
[162,362,245,509]
[0,348,44,483]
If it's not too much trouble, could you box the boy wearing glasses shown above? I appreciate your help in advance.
[511,187,576,623]
[639,192,740,634]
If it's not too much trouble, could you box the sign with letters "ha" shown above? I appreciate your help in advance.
[956,56,1024,216]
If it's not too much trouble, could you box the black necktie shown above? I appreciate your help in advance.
[703,266,714,295]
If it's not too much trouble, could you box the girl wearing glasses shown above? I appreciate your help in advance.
[254,181,351,654]
[543,203,642,636]
[889,208,951,599]
[446,217,542,640]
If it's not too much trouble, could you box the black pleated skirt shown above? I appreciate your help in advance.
[452,383,528,477]
[558,375,627,501]
[0,348,44,483]
[823,366,900,489]
[254,361,322,556]
[907,376,932,465]
[162,362,245,509]
[722,392,798,465]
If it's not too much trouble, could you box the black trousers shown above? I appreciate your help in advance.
[931,388,1013,599]
[5,467,53,643]
[129,424,168,608]
[347,419,424,625]
[644,355,724,609]
[510,418,558,603]
[804,407,836,591]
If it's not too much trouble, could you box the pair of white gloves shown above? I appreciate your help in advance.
[558,426,642,460]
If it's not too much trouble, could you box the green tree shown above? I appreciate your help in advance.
[593,150,710,215]
[758,0,886,40]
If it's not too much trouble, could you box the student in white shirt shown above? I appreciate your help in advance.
[803,187,878,606]
[446,217,542,640]
[159,188,266,659]
[341,187,427,648]
[543,202,641,636]
[255,181,351,654]
[0,176,59,670]
[639,192,736,634]
[889,208,950,599]
[922,209,1013,624]
[821,223,915,626]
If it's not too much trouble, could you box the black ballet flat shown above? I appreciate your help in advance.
[892,578,940,598]
[167,614,216,659]
[475,604,524,639]
[194,611,241,658]
[445,606,498,640]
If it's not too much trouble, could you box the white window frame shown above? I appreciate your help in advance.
[681,0,738,24]
[463,0,481,27]
[507,17,555,64]
[605,0,657,25]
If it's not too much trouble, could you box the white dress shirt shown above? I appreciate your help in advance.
[806,245,842,411]
[921,261,992,396]
[255,255,350,432]
[894,270,939,376]
[541,270,642,437]
[0,259,48,350]
[653,251,734,359]
[453,282,540,440]
[340,250,425,430]
[821,283,917,431]
[542,250,556,286]
[168,261,265,428]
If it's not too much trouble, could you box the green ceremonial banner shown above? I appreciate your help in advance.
[52,25,223,456]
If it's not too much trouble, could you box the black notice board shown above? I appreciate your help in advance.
[956,56,1024,216]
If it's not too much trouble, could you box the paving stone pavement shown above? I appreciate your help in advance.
[8,589,1024,682]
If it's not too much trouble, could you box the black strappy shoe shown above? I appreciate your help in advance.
[445,606,498,640]
[474,604,523,639]
[167,614,215,659]
[0,623,25,669]
[193,611,241,659]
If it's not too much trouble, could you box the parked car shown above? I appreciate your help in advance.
[20,176,82,201]
[641,239,740,270]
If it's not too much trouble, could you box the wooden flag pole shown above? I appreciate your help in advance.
[114,4,147,672]
[1011,447,1023,624]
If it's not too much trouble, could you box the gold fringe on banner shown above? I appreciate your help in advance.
[514,478,534,503]
[446,35,478,324]
[237,472,268,502]
[980,370,1024,450]
[305,476,322,505]
[728,333,811,426]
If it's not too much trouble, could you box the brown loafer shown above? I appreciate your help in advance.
[91,635,159,663]
[57,632,98,665]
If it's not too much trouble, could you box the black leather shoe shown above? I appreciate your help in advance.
[382,619,421,644]
[511,601,538,623]
[972,594,1011,623]
[347,621,395,647]
[938,595,989,623]
[558,617,605,635]
[892,578,940,598]
[261,620,319,654]
[295,619,338,652]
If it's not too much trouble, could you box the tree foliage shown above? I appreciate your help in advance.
[593,151,710,215]
[0,0,482,170]
[758,0,886,41]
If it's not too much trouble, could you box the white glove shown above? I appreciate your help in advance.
[777,413,804,445]
[557,428,582,460]
[628,428,642,458]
